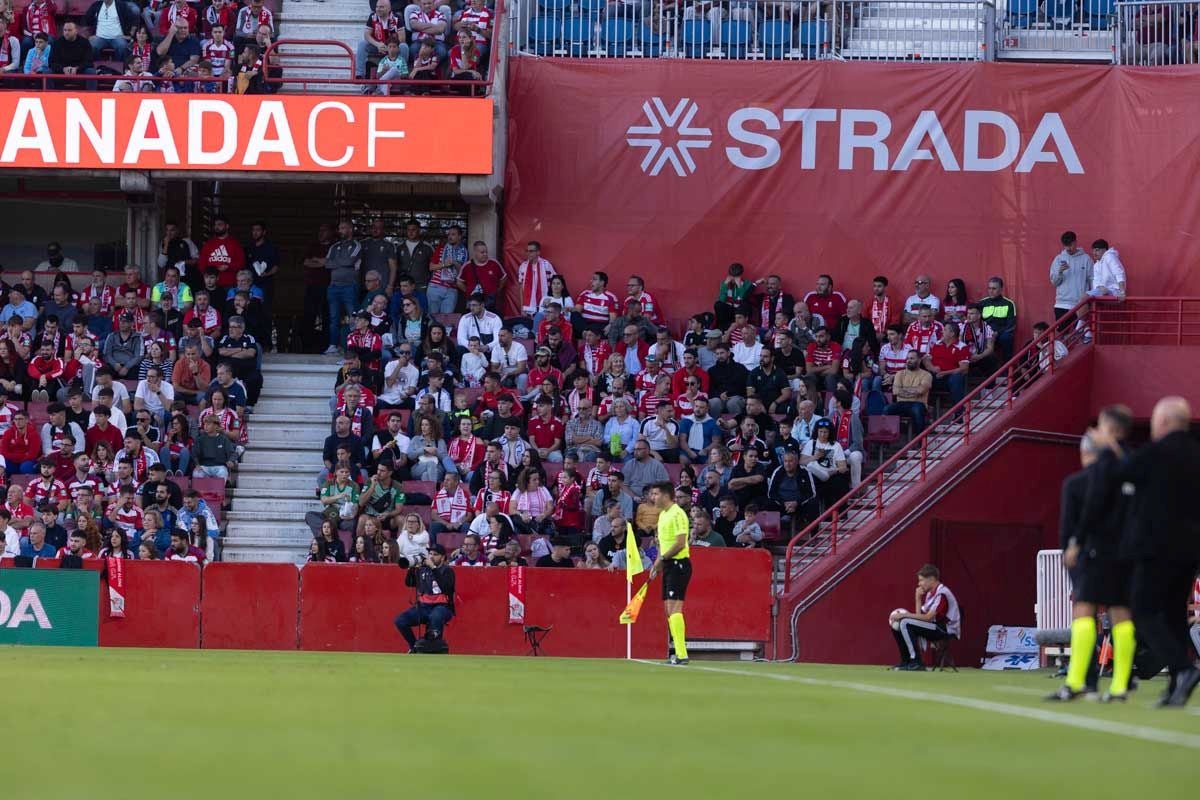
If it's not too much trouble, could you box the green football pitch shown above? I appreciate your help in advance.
[1,648,1196,800]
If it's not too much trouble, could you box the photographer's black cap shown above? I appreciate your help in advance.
[428,544,447,555]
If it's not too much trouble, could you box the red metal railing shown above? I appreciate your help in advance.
[1090,297,1200,346]
[0,0,504,95]
[781,295,1096,593]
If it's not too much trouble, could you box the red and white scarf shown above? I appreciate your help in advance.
[835,411,853,450]
[107,557,127,618]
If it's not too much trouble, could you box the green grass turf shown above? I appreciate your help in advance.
[0,648,1196,800]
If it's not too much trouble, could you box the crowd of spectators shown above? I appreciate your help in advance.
[0,0,495,92]
[0,231,272,564]
[298,221,1110,569]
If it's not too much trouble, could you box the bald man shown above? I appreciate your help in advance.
[1107,397,1200,707]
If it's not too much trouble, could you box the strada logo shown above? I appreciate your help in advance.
[0,589,51,629]
[626,98,712,177]
[627,100,1084,176]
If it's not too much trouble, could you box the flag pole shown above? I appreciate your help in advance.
[625,578,632,660]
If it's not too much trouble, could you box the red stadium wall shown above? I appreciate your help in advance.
[1089,346,1200,420]
[778,348,1096,665]
[503,60,1200,327]
[87,548,769,656]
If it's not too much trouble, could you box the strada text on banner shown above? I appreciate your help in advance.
[503,60,1200,326]
[0,93,493,174]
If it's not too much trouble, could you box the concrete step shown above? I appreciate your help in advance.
[250,426,330,446]
[240,452,324,471]
[240,441,326,460]
[252,413,335,426]
[254,398,332,416]
[230,497,321,515]
[221,545,308,564]
[227,509,319,522]
[258,375,337,394]
[233,486,320,500]
[237,461,325,476]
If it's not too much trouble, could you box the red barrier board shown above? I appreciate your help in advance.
[201,563,299,651]
[685,548,773,642]
[504,60,1200,327]
[99,560,201,649]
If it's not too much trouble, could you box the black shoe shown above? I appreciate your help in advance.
[667,655,689,666]
[1156,674,1179,708]
[890,661,910,671]
[1046,685,1087,702]
[1163,666,1200,708]
[898,661,926,671]
[1100,692,1128,703]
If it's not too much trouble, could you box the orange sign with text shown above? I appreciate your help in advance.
[0,92,493,174]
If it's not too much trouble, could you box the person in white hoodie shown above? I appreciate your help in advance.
[1089,239,1127,300]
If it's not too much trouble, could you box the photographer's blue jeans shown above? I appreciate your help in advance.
[394,603,453,648]
[425,283,457,314]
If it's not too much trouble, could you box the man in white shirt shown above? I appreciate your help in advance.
[489,328,528,392]
[133,366,175,427]
[456,293,502,351]
[516,240,555,318]
[380,351,419,407]
[790,400,825,447]
[731,323,763,370]
[903,275,941,325]
[1089,239,1127,300]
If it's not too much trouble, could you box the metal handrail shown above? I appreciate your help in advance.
[781,293,1095,593]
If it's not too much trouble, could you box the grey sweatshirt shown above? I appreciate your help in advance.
[1049,248,1093,309]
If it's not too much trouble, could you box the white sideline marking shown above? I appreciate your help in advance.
[634,661,1200,750]
[993,685,1054,697]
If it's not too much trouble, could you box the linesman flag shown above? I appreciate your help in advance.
[625,523,643,583]
[620,584,648,625]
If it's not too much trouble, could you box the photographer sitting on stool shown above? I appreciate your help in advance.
[394,543,456,653]
[888,563,961,671]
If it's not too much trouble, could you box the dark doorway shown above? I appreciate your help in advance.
[930,520,1044,668]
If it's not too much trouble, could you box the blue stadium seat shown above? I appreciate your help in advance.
[797,19,826,58]
[720,20,750,59]
[537,0,569,11]
[565,16,594,56]
[1007,0,1039,28]
[604,17,635,56]
[528,16,560,55]
[579,0,605,17]
[1084,0,1114,28]
[639,23,663,57]
[681,19,712,57]
[1045,0,1076,27]
[761,19,793,59]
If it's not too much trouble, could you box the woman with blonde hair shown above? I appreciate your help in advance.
[396,512,430,567]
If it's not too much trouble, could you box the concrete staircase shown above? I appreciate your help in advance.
[839,1,987,60]
[278,0,366,93]
[221,354,342,563]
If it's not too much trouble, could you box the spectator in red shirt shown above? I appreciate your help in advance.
[456,241,506,312]
[670,349,709,397]
[535,302,572,344]
[527,396,565,463]
[574,271,620,336]
[904,306,945,356]
[803,274,847,327]
[623,275,664,326]
[803,327,842,407]
[27,340,65,402]
[1,410,41,473]
[922,322,970,409]
[197,215,246,289]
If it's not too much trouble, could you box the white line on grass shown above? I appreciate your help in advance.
[992,685,1055,697]
[634,661,1200,751]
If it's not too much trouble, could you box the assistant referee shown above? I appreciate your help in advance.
[647,481,692,666]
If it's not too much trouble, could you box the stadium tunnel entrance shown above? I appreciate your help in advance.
[0,172,498,354]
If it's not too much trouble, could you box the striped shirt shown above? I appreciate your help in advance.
[576,290,619,324]
[879,342,912,375]
[433,485,471,525]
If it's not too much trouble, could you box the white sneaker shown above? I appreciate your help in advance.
[323,345,340,355]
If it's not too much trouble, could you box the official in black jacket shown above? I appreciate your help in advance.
[393,544,456,650]
[1112,396,1200,707]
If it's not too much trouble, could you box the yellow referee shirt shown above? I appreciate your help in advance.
[656,503,691,560]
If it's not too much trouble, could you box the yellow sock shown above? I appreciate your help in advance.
[1109,620,1135,696]
[1066,616,1096,691]
[668,613,688,661]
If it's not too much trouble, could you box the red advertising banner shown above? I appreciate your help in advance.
[0,92,493,174]
[504,60,1200,327]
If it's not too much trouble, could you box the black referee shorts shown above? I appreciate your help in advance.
[662,558,692,602]
[1075,555,1132,607]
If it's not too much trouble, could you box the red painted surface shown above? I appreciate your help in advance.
[99,560,202,649]
[777,347,1097,664]
[1090,345,1200,420]
[201,563,299,650]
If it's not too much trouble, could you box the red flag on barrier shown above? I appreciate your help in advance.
[107,557,126,618]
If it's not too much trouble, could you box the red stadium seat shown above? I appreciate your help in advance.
[168,475,191,494]
[192,476,227,510]
[664,462,683,485]
[399,505,431,526]
[374,407,410,431]
[865,415,902,462]
[758,511,782,542]
[402,481,436,500]
[10,474,35,492]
